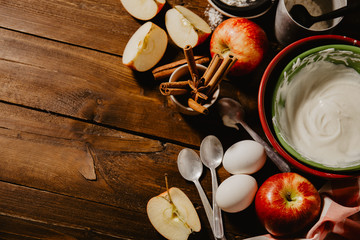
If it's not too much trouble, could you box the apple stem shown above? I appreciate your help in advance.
[286,191,293,201]
[163,174,193,231]
[165,173,173,204]
[221,47,230,55]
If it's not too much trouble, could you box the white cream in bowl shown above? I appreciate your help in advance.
[274,47,360,169]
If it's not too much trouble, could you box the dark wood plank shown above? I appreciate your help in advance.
[0,0,212,55]
[0,214,122,240]
[0,0,137,55]
[0,179,262,240]
[0,101,276,239]
[0,101,187,210]
[0,27,243,147]
[1,0,360,56]
[3,1,356,239]
[0,181,161,239]
[0,102,215,237]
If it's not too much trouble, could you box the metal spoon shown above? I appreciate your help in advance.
[217,98,291,173]
[177,148,215,238]
[290,2,360,29]
[200,135,225,240]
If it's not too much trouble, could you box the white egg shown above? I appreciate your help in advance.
[215,174,258,213]
[223,140,266,174]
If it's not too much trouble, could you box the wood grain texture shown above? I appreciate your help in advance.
[1,0,357,239]
[0,100,273,239]
[0,181,158,239]
[0,101,174,207]
[0,0,213,55]
[1,0,359,57]
[0,0,135,55]
[0,101,247,238]
[0,27,237,147]
[0,214,119,240]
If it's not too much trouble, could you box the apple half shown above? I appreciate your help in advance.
[123,22,168,72]
[120,0,165,21]
[147,187,201,240]
[165,5,212,48]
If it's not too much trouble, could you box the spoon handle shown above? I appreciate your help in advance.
[236,122,291,173]
[210,168,225,239]
[193,179,216,238]
[314,2,360,23]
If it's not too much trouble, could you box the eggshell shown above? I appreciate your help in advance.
[215,174,258,213]
[223,140,266,174]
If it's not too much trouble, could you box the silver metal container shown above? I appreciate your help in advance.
[208,0,275,18]
[275,0,347,46]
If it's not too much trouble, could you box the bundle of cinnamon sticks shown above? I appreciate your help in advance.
[160,45,237,114]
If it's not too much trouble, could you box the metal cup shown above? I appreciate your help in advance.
[275,0,347,46]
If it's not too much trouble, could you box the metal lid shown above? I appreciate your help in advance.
[209,0,273,18]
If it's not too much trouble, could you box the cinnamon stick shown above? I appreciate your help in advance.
[160,81,189,89]
[202,54,223,86]
[184,45,199,84]
[152,56,210,81]
[159,81,190,95]
[164,88,189,96]
[188,98,209,115]
[206,54,237,97]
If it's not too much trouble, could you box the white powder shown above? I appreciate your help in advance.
[285,0,329,30]
[220,0,256,7]
[204,6,224,30]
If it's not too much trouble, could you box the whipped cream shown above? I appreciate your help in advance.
[274,48,360,168]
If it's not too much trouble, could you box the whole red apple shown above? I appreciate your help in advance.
[255,172,321,237]
[210,17,268,76]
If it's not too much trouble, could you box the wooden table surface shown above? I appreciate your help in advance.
[1,1,359,239]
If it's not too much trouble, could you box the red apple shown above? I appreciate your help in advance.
[255,172,321,237]
[210,17,268,76]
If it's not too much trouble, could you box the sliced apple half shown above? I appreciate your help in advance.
[123,22,168,72]
[120,0,165,21]
[147,187,201,240]
[165,5,212,48]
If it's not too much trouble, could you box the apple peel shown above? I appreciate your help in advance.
[210,17,268,76]
[255,172,321,237]
[147,187,201,240]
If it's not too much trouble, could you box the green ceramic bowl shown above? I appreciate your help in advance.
[272,44,360,172]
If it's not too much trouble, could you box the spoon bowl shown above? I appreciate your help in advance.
[216,97,244,130]
[200,135,224,169]
[177,148,216,237]
[217,98,291,173]
[200,135,225,239]
[177,148,203,182]
[290,3,360,29]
